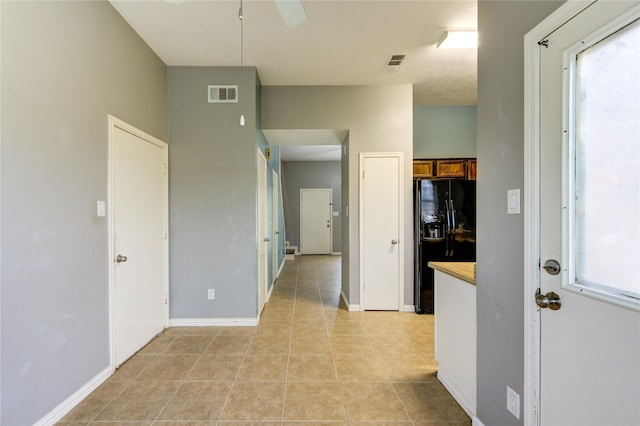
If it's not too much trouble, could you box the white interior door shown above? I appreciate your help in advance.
[360,153,402,311]
[258,149,268,314]
[300,188,332,254]
[538,3,640,424]
[110,118,167,367]
[272,169,280,281]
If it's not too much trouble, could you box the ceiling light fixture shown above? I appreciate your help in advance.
[437,30,478,49]
[239,0,245,127]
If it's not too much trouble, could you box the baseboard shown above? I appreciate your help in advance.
[340,290,360,311]
[401,304,416,312]
[169,317,258,327]
[472,416,486,426]
[34,366,112,426]
[437,370,476,419]
[277,259,285,275]
[331,252,342,256]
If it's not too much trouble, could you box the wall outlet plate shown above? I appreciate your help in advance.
[507,386,520,419]
[207,289,215,300]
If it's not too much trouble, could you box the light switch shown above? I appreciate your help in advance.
[97,200,106,217]
[507,189,520,215]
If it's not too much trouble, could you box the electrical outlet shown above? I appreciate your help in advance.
[207,289,215,300]
[507,386,520,419]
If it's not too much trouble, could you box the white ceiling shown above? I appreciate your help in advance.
[110,0,477,161]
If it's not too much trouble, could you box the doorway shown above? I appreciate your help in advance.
[524,2,640,423]
[258,149,268,314]
[108,115,168,367]
[300,188,333,254]
[359,152,403,311]
[272,169,281,280]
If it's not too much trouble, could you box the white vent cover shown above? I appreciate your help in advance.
[208,85,238,103]
[384,54,406,72]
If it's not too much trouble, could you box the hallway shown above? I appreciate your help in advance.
[59,255,470,425]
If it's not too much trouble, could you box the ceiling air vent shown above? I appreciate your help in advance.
[208,85,238,103]
[384,54,406,72]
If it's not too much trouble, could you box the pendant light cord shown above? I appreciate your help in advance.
[238,0,245,126]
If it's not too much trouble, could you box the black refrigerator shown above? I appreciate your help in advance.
[414,178,476,314]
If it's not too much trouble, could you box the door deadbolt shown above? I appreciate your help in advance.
[535,290,561,310]
[542,259,561,275]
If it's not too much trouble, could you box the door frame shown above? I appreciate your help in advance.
[272,169,280,281]
[257,148,268,314]
[358,152,404,312]
[523,2,597,423]
[300,188,333,254]
[107,114,169,370]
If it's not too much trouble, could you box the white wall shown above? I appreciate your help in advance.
[262,85,413,307]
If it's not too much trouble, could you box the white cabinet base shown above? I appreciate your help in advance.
[434,269,477,417]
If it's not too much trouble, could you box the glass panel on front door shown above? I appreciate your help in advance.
[572,18,640,303]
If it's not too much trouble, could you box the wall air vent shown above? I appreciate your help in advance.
[384,54,406,72]
[208,85,238,103]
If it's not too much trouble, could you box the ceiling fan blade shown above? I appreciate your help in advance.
[274,0,307,29]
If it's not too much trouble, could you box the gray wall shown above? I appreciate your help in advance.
[168,66,262,319]
[0,1,168,424]
[414,106,477,159]
[262,86,413,307]
[281,161,342,253]
[475,2,564,425]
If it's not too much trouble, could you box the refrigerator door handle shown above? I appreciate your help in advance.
[449,200,457,231]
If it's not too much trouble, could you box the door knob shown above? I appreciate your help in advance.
[391,239,398,245]
[535,290,562,310]
[264,237,270,242]
[542,259,561,275]
[115,254,128,263]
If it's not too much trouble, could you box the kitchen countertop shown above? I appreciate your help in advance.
[428,261,476,285]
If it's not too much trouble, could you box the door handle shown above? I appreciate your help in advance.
[543,259,561,275]
[264,238,270,242]
[391,239,398,245]
[115,254,128,263]
[535,290,562,310]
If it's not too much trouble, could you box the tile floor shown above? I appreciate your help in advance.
[59,255,470,425]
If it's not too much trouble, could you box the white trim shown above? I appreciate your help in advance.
[437,370,475,419]
[258,148,268,315]
[272,169,280,284]
[169,318,259,327]
[401,304,415,313]
[340,290,361,312]
[331,252,342,256]
[34,367,112,426]
[524,3,593,425]
[358,152,404,312]
[107,115,169,371]
[472,416,486,426]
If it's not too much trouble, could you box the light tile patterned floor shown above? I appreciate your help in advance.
[58,255,470,425]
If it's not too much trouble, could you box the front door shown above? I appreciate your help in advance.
[360,153,403,311]
[538,2,640,423]
[300,188,332,254]
[110,117,168,367]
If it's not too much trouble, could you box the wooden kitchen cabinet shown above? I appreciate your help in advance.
[413,160,435,178]
[436,159,467,178]
[466,159,477,180]
[413,158,477,180]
